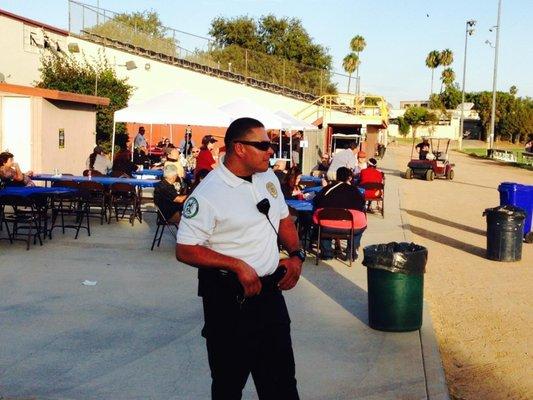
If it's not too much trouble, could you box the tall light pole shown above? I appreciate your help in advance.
[459,20,476,150]
[488,0,503,149]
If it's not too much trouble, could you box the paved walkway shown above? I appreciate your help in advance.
[0,152,448,399]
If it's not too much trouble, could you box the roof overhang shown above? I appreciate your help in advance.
[0,83,110,106]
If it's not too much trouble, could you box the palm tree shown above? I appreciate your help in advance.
[438,49,454,92]
[349,35,366,95]
[425,50,440,96]
[439,49,454,67]
[342,52,360,93]
[441,67,455,89]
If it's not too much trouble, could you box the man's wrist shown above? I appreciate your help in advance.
[288,249,306,263]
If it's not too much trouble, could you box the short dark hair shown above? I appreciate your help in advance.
[336,167,352,182]
[224,117,265,153]
[348,141,358,150]
[0,152,14,167]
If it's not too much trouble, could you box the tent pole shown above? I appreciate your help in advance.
[170,124,173,144]
[289,131,293,167]
[111,121,116,161]
[279,131,282,160]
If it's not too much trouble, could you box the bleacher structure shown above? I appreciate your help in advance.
[68,0,388,123]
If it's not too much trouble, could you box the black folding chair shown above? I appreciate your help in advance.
[315,208,355,267]
[151,206,178,251]
[0,194,43,250]
[108,182,139,225]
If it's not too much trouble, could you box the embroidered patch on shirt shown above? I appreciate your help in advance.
[183,197,199,218]
[266,181,278,198]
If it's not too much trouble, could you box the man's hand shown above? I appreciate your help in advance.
[235,261,262,297]
[277,256,302,291]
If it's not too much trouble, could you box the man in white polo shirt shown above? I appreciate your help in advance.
[326,140,359,181]
[176,117,304,399]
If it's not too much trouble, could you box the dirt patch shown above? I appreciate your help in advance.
[390,144,533,400]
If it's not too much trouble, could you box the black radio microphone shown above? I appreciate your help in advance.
[256,198,279,238]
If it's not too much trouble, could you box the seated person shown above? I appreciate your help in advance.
[112,147,138,177]
[311,153,330,177]
[0,151,34,187]
[272,159,287,184]
[358,158,384,210]
[195,135,218,179]
[85,145,112,175]
[353,150,367,176]
[415,138,430,160]
[281,166,303,199]
[164,148,185,179]
[153,164,188,224]
[313,167,367,261]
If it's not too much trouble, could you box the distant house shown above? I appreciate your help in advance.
[400,100,429,109]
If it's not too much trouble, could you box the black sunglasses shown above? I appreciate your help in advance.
[234,140,273,151]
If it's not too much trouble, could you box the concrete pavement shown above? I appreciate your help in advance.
[0,152,448,399]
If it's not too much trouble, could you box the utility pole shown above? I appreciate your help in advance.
[488,0,503,149]
[459,20,476,150]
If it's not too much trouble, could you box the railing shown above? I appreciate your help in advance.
[67,0,356,98]
[294,94,389,124]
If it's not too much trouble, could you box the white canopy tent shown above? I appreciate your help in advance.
[275,110,316,131]
[112,90,231,159]
[218,98,289,130]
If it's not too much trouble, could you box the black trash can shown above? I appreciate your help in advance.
[363,242,428,332]
[483,205,526,262]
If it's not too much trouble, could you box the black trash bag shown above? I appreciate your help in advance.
[363,242,428,275]
[482,205,527,220]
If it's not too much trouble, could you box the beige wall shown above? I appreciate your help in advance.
[37,99,97,174]
[0,14,66,86]
[388,119,460,140]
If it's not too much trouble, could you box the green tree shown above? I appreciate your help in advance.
[441,67,455,89]
[349,35,366,94]
[439,49,454,67]
[342,53,359,93]
[403,106,438,138]
[396,116,411,137]
[425,50,441,95]
[37,53,133,148]
[86,10,176,56]
[207,15,334,95]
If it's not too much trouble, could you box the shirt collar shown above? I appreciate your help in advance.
[217,155,250,188]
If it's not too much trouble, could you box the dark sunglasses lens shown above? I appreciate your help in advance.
[254,142,272,151]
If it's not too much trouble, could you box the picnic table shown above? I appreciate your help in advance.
[32,174,160,188]
[286,199,313,212]
[132,169,163,179]
[299,175,323,184]
[0,186,78,197]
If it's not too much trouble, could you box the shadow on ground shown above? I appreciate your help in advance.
[402,209,486,236]
[403,224,486,258]
[302,262,368,325]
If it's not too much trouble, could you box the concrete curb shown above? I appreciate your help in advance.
[397,186,450,400]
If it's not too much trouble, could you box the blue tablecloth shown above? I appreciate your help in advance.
[132,169,163,178]
[0,186,78,197]
[302,186,323,194]
[286,199,313,212]
[299,175,323,183]
[32,174,160,188]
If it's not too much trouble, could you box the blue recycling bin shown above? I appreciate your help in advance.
[498,182,533,243]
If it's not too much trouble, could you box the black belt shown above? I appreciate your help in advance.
[198,266,286,298]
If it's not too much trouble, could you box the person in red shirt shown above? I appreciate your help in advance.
[195,135,218,179]
[358,158,384,211]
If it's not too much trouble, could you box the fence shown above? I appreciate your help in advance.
[67,1,361,98]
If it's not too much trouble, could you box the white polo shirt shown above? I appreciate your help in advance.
[328,148,357,173]
[176,160,289,277]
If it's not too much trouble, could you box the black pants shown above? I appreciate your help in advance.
[199,270,299,400]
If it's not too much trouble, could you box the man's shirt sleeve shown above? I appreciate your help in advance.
[176,193,216,245]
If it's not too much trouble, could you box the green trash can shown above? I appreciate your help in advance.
[363,242,428,332]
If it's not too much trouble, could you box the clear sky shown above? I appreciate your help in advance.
[1,0,531,107]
